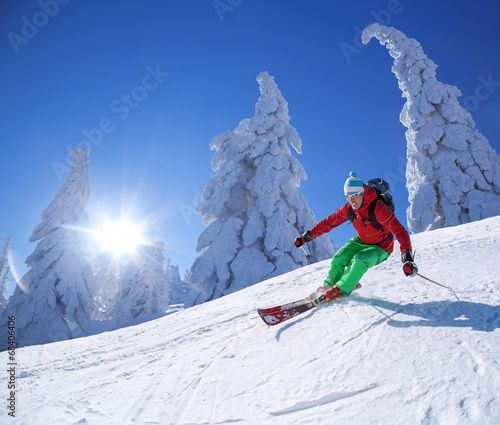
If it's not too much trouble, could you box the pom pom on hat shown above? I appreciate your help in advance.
[344,171,364,195]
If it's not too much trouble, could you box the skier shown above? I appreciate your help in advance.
[294,172,417,299]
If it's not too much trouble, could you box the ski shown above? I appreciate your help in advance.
[257,283,361,326]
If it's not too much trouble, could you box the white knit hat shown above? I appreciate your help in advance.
[344,171,364,195]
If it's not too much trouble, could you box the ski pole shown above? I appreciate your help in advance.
[300,246,311,263]
[416,272,460,301]
[416,272,449,289]
[296,230,312,263]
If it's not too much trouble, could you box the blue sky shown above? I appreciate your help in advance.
[1,0,499,287]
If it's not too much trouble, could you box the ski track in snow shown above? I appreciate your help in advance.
[3,216,500,424]
[269,385,378,416]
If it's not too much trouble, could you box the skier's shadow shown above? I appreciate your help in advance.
[355,296,500,332]
[275,305,327,341]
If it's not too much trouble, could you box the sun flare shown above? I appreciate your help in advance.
[94,221,144,256]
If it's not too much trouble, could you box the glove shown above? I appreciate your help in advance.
[294,230,313,248]
[403,261,418,277]
[401,250,414,263]
[401,250,418,277]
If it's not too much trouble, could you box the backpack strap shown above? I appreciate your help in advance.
[370,199,393,243]
[368,200,383,230]
[347,205,355,222]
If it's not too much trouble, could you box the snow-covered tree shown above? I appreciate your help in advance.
[362,24,500,233]
[109,224,170,324]
[186,72,335,306]
[0,147,95,349]
[166,259,188,305]
[90,251,120,320]
[0,238,11,311]
[186,129,251,306]
[239,72,334,276]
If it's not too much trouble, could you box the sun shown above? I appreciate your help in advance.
[94,221,145,256]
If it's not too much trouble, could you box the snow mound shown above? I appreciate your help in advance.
[6,215,500,424]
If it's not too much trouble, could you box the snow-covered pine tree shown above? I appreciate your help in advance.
[0,147,95,349]
[238,72,335,277]
[186,72,335,306]
[362,24,500,233]
[109,224,170,325]
[166,259,188,305]
[107,255,140,323]
[186,130,251,306]
[0,238,11,311]
[90,251,120,320]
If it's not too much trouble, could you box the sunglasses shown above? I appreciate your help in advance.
[346,192,362,200]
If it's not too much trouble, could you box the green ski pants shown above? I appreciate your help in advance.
[324,236,390,295]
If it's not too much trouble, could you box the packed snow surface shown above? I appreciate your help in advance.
[4,216,500,424]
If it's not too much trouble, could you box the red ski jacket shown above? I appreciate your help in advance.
[309,184,412,255]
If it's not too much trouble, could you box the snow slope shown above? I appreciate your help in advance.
[4,216,500,425]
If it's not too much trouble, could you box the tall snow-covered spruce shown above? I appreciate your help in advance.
[362,24,500,232]
[186,72,335,306]
[0,147,95,349]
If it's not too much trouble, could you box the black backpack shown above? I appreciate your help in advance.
[347,178,395,231]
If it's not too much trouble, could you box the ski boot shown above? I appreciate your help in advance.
[324,285,343,300]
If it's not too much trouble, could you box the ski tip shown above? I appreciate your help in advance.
[257,309,279,326]
[257,309,270,326]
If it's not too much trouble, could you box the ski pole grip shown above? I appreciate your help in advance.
[294,237,305,248]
